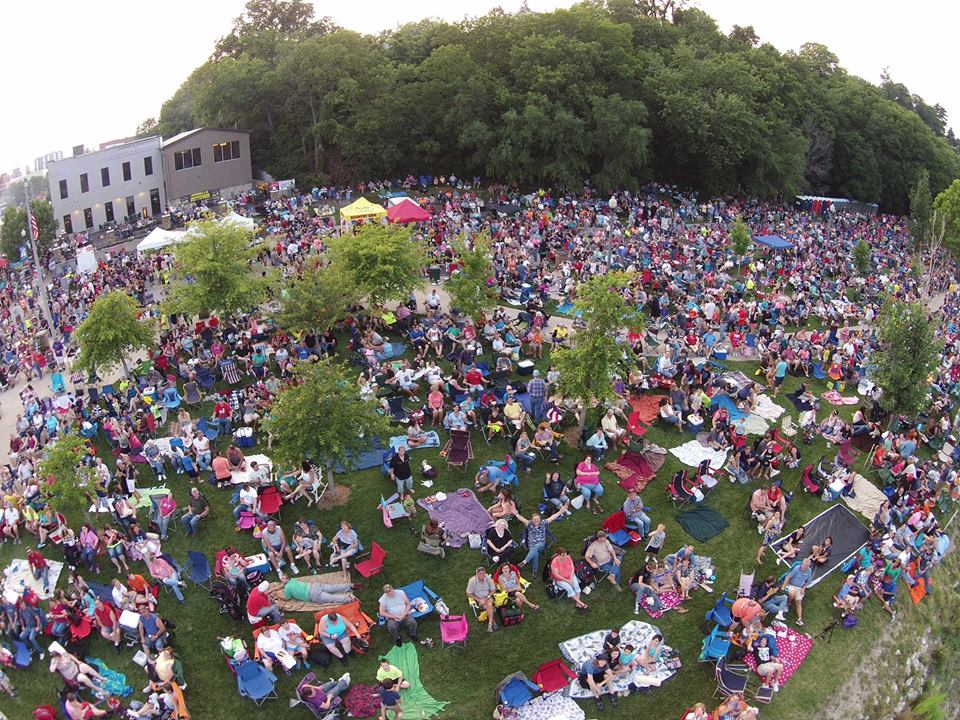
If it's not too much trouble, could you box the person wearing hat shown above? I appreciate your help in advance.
[378,584,418,648]
[246,580,282,625]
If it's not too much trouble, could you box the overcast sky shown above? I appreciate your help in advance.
[1,0,955,174]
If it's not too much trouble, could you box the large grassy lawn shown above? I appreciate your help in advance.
[0,344,919,720]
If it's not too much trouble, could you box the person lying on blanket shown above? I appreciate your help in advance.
[283,576,357,605]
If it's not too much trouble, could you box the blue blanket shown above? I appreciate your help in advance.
[376,342,408,361]
[333,439,388,473]
[709,393,749,421]
[389,431,441,452]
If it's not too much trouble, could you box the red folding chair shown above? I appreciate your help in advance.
[258,486,283,520]
[532,658,576,696]
[354,542,386,578]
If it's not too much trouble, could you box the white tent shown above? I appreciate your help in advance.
[386,195,411,207]
[222,211,256,230]
[75,245,97,275]
[136,227,186,256]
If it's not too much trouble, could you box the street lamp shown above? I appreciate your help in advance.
[606,195,618,268]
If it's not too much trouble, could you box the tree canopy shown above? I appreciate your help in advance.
[872,297,941,422]
[155,0,960,210]
[263,359,393,487]
[38,433,98,521]
[73,291,155,379]
[445,233,497,322]
[165,219,269,318]
[328,224,427,308]
[0,200,57,261]
[274,260,355,335]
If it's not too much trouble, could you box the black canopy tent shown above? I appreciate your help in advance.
[770,504,870,587]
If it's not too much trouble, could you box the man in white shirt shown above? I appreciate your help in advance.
[234,482,259,520]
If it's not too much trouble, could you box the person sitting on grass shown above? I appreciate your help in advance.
[49,645,106,692]
[488,488,522,521]
[636,632,664,672]
[377,657,411,690]
[577,654,615,711]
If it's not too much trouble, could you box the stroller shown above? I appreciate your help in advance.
[211,579,244,621]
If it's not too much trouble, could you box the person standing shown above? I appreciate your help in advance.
[388,446,413,497]
[527,370,547,424]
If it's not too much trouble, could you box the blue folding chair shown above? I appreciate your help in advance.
[196,368,216,390]
[699,625,731,662]
[497,673,542,708]
[186,550,212,590]
[812,362,827,380]
[704,591,734,628]
[13,640,31,667]
[384,579,441,621]
[50,373,66,393]
[197,417,220,442]
[235,659,278,705]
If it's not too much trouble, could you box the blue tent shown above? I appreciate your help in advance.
[755,235,795,250]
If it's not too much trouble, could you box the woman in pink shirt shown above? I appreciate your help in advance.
[575,455,604,514]
[148,554,185,603]
[427,386,445,426]
[549,547,588,609]
[156,491,177,541]
[79,524,100,574]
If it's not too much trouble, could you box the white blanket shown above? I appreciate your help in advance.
[669,441,727,470]
[514,694,585,720]
[738,414,770,436]
[753,395,786,421]
[842,473,888,520]
[3,558,64,601]
[559,620,676,697]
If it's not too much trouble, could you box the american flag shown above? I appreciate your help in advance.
[29,212,38,241]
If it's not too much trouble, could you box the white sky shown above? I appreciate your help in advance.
[1,0,956,174]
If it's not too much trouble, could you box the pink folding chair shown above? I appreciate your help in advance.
[439,614,469,649]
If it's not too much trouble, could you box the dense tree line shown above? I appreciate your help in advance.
[149,0,960,211]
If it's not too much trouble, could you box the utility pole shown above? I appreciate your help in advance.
[23,199,55,334]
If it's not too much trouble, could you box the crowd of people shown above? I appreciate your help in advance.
[0,175,958,720]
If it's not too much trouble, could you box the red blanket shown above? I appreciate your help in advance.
[605,450,665,492]
[628,394,667,424]
[744,626,813,685]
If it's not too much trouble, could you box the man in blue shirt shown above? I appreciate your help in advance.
[527,370,547,423]
[773,356,789,397]
[781,557,813,626]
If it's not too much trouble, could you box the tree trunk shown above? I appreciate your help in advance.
[120,356,131,381]
[325,460,336,494]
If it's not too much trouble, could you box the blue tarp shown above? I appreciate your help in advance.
[755,235,795,250]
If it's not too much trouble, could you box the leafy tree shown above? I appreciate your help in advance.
[910,169,933,245]
[729,217,752,273]
[328,224,427,309]
[165,219,269,318]
[932,179,960,254]
[445,233,497,323]
[38,434,97,522]
[729,24,759,47]
[136,117,159,137]
[264,360,393,490]
[0,200,57,261]
[74,291,155,379]
[554,273,644,434]
[274,261,356,335]
[213,0,334,60]
[853,239,871,275]
[872,297,941,423]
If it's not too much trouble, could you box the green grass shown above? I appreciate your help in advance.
[0,349,918,720]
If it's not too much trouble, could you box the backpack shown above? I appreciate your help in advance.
[498,604,524,626]
[343,683,382,718]
[545,582,564,600]
[574,560,597,587]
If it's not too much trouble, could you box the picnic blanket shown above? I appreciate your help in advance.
[822,390,859,405]
[270,571,351,613]
[640,590,684,619]
[744,625,813,686]
[333,439,388,473]
[514,694,584,720]
[753,395,786,421]
[2,557,64,601]
[669,441,727,471]
[389,431,441,452]
[675,506,730,542]
[85,657,133,698]
[383,642,448,719]
[417,489,491,548]
[628,394,667,424]
[89,486,169,514]
[842,473,888,520]
[605,449,665,492]
[710,394,769,435]
[559,620,677,696]
[720,371,759,393]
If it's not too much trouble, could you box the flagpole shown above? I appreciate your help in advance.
[23,199,55,334]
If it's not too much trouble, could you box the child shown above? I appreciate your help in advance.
[401,492,417,520]
[645,524,666,562]
[379,678,403,720]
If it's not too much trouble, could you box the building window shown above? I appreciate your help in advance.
[213,140,242,162]
[59,179,68,199]
[80,174,89,193]
[63,215,73,234]
[144,156,153,175]
[173,147,202,171]
[104,200,114,223]
[101,167,110,187]
[150,188,162,215]
[122,162,131,181]
[126,196,135,219]
[83,208,94,229]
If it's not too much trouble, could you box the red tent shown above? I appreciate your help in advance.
[387,199,431,224]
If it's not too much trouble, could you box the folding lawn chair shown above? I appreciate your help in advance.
[736,570,755,598]
[186,550,213,590]
[386,395,409,424]
[439,614,469,649]
[354,542,387,578]
[258,486,283,520]
[379,493,414,532]
[714,657,749,697]
[296,672,341,718]
[704,591,734,628]
[442,429,474,472]
[387,579,440,621]
[197,417,220,442]
[235,659,279,705]
[601,511,643,548]
[220,360,241,385]
[183,381,202,407]
[531,659,576,698]
[495,672,542,709]
[698,625,731,662]
[50,372,66,393]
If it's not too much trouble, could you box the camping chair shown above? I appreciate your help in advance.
[704,591,734,628]
[183,381,202,407]
[496,672,542,709]
[531,659,576,698]
[235,659,279,705]
[439,614,469,649]
[714,657,750,697]
[694,458,719,494]
[296,672,340,719]
[379,493,413,531]
[442,429,474,472]
[754,683,774,704]
[386,395,409,424]
[382,579,440,622]
[220,360,241,385]
[197,417,220,442]
[354,542,387,578]
[197,368,216,390]
[667,470,696,508]
[736,570,755,598]
[627,410,650,438]
[601,511,642,548]
[50,372,66,393]
[258,486,283,520]
[835,438,855,469]
[186,550,213,590]
[698,625,731,662]
[13,639,32,667]
[800,464,821,495]
[812,362,827,380]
